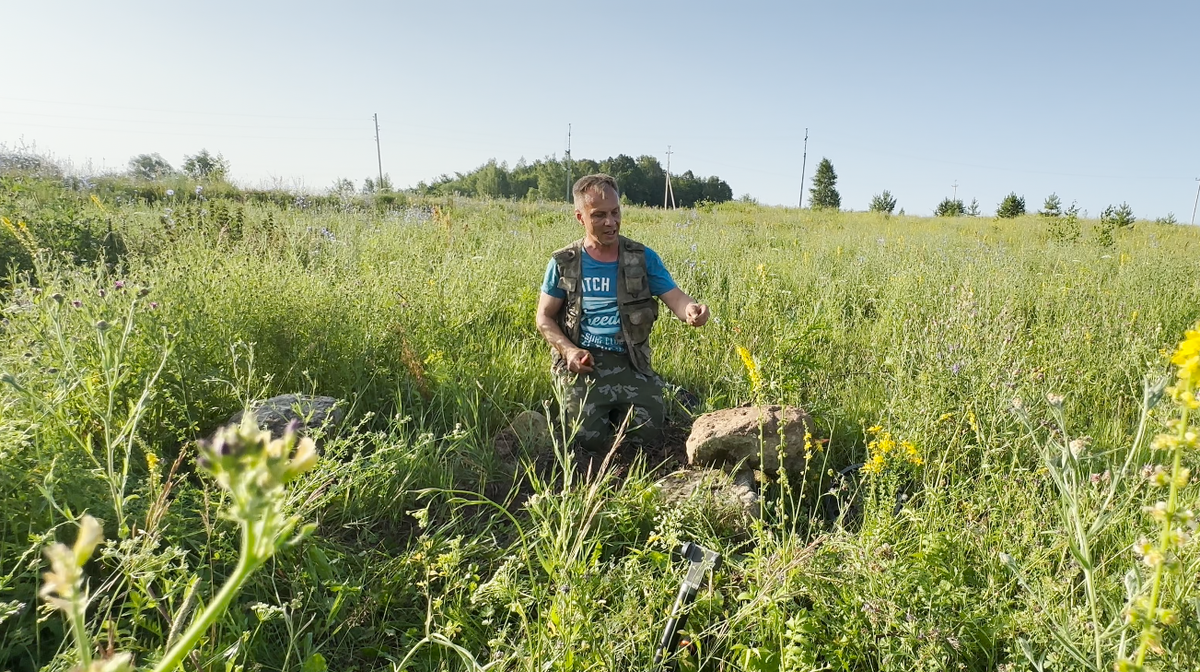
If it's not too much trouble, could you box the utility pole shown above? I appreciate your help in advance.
[663,146,676,209]
[566,123,572,201]
[1192,177,1200,226]
[797,128,809,208]
[373,113,383,189]
[952,180,959,201]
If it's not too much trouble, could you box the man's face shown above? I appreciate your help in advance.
[575,185,621,248]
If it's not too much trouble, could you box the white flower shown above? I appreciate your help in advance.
[165,189,175,196]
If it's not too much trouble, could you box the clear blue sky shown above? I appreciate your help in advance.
[3,0,1198,218]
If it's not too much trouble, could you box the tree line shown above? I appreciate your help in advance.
[810,156,1162,223]
[415,155,733,207]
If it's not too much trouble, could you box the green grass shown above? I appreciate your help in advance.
[1,175,1199,671]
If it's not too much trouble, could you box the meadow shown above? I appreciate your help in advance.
[1,171,1199,671]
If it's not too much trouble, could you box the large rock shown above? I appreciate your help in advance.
[493,410,555,463]
[686,405,814,474]
[656,468,760,520]
[227,394,344,438]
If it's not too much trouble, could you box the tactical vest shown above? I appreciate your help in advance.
[550,236,659,376]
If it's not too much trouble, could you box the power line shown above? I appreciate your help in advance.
[0,96,362,122]
[0,109,364,131]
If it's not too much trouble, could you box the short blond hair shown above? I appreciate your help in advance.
[572,174,619,203]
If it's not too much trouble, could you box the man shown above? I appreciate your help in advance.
[536,174,709,451]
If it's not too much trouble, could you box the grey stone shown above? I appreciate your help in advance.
[686,405,814,474]
[655,468,760,519]
[227,394,344,438]
[493,410,555,462]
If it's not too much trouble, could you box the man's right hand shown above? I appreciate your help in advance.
[565,347,594,374]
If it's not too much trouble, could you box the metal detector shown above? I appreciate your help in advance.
[653,542,721,668]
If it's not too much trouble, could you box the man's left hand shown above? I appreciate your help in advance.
[685,302,710,327]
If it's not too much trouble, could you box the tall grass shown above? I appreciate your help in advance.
[1,177,1198,670]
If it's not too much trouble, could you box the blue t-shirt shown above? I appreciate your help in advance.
[541,246,677,353]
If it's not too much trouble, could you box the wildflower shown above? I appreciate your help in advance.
[1169,324,1200,386]
[114,280,124,290]
[1046,392,1064,407]
[1147,465,1170,487]
[138,287,150,297]
[1068,436,1091,458]
[40,515,104,611]
[902,440,922,465]
[1143,501,1170,524]
[71,299,82,309]
[735,345,763,394]
[195,185,203,195]
[166,189,175,196]
[149,302,159,310]
[95,320,109,332]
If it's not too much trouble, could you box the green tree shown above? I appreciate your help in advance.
[996,192,1026,218]
[808,158,840,210]
[1040,193,1062,217]
[182,149,229,181]
[868,190,896,214]
[127,153,174,180]
[474,161,510,198]
[330,178,355,199]
[1101,202,1135,228]
[967,198,981,216]
[935,198,965,217]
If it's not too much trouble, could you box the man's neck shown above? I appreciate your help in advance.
[583,237,619,262]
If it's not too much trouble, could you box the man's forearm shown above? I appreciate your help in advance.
[536,314,578,355]
[662,289,698,322]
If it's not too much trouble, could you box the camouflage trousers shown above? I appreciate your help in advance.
[556,350,665,452]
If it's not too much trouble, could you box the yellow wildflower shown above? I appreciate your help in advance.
[736,345,763,394]
[1169,323,1200,388]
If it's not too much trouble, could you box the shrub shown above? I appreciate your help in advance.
[182,149,230,181]
[128,153,174,180]
[868,190,896,215]
[1101,202,1135,228]
[935,198,965,217]
[1040,193,1062,217]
